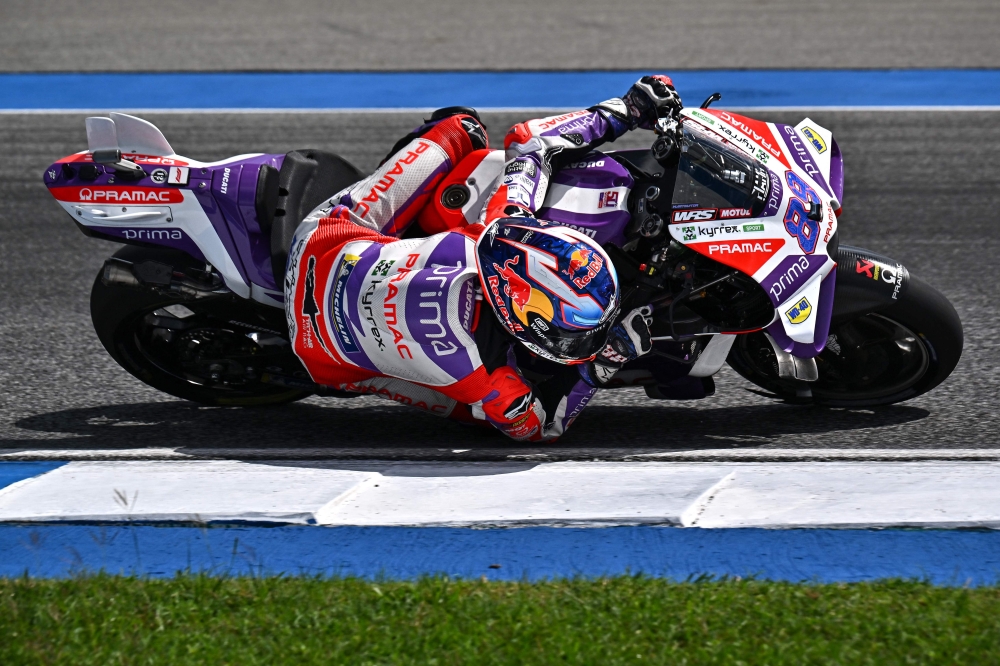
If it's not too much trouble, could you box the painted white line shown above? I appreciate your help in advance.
[3,448,999,462]
[0,448,192,460]
[0,461,375,524]
[615,449,1000,462]
[4,106,1000,115]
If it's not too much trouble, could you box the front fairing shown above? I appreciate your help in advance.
[666,108,842,357]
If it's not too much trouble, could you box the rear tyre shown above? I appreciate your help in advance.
[727,275,963,406]
[91,245,313,406]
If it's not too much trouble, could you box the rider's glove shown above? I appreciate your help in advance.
[581,306,654,387]
[622,75,683,130]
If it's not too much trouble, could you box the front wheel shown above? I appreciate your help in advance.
[727,275,963,406]
[91,246,314,406]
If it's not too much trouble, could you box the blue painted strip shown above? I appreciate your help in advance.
[0,462,66,492]
[2,525,998,585]
[3,70,1000,110]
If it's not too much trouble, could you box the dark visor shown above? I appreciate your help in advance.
[527,312,617,361]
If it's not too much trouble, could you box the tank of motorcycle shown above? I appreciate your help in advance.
[668,108,844,357]
[42,113,285,305]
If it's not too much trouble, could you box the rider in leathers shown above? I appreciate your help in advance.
[285,76,683,442]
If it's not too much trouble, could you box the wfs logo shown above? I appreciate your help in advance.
[672,208,716,222]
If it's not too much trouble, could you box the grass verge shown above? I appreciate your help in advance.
[2,575,999,665]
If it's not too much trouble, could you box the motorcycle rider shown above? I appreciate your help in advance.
[284,76,683,441]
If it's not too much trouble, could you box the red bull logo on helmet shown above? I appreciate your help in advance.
[563,248,592,277]
[492,256,556,329]
[496,257,532,310]
[562,246,604,289]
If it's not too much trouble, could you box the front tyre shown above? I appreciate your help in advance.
[91,246,313,406]
[727,275,963,406]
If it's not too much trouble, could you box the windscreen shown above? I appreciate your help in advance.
[671,122,770,216]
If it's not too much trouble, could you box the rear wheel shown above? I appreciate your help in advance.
[91,246,314,406]
[727,275,963,406]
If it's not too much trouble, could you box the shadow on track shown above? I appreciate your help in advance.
[1,400,929,460]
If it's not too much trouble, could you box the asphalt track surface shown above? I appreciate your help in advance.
[3,0,1000,71]
[0,110,997,460]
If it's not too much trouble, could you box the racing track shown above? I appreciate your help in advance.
[1,110,998,460]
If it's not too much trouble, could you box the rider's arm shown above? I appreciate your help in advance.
[481,75,683,226]
[466,305,653,442]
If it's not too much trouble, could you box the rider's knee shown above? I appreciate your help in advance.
[420,113,489,163]
[379,108,489,167]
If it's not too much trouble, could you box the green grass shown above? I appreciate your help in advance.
[2,575,999,665]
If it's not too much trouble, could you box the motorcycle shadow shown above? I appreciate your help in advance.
[1,398,931,460]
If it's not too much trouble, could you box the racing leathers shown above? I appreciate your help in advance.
[284,78,678,441]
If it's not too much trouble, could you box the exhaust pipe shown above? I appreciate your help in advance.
[100,258,222,298]
[101,259,142,287]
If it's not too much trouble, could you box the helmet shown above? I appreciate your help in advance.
[476,218,620,362]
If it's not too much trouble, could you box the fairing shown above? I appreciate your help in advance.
[45,114,285,305]
[670,108,841,356]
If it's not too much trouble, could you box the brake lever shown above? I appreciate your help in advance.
[651,114,683,161]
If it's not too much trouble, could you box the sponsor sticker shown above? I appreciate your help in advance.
[687,238,784,276]
[785,297,812,324]
[150,168,168,185]
[718,207,752,219]
[504,160,537,178]
[330,254,361,353]
[707,241,775,255]
[598,191,620,209]
[672,208,717,222]
[49,186,183,204]
[370,259,395,277]
[567,159,605,169]
[743,223,766,232]
[690,110,716,125]
[800,126,828,154]
[676,222,744,240]
[855,258,905,299]
[167,166,190,185]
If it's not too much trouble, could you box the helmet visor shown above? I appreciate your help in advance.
[524,311,617,362]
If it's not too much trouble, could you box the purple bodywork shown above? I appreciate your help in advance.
[537,151,633,247]
[46,153,287,295]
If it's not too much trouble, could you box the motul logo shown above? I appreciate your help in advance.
[672,209,717,222]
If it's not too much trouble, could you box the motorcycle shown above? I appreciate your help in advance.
[43,100,962,410]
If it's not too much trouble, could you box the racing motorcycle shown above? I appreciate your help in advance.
[43,101,962,409]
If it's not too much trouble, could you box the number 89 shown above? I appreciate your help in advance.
[784,171,820,254]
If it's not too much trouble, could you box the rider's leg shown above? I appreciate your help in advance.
[314,111,488,237]
[284,206,390,387]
